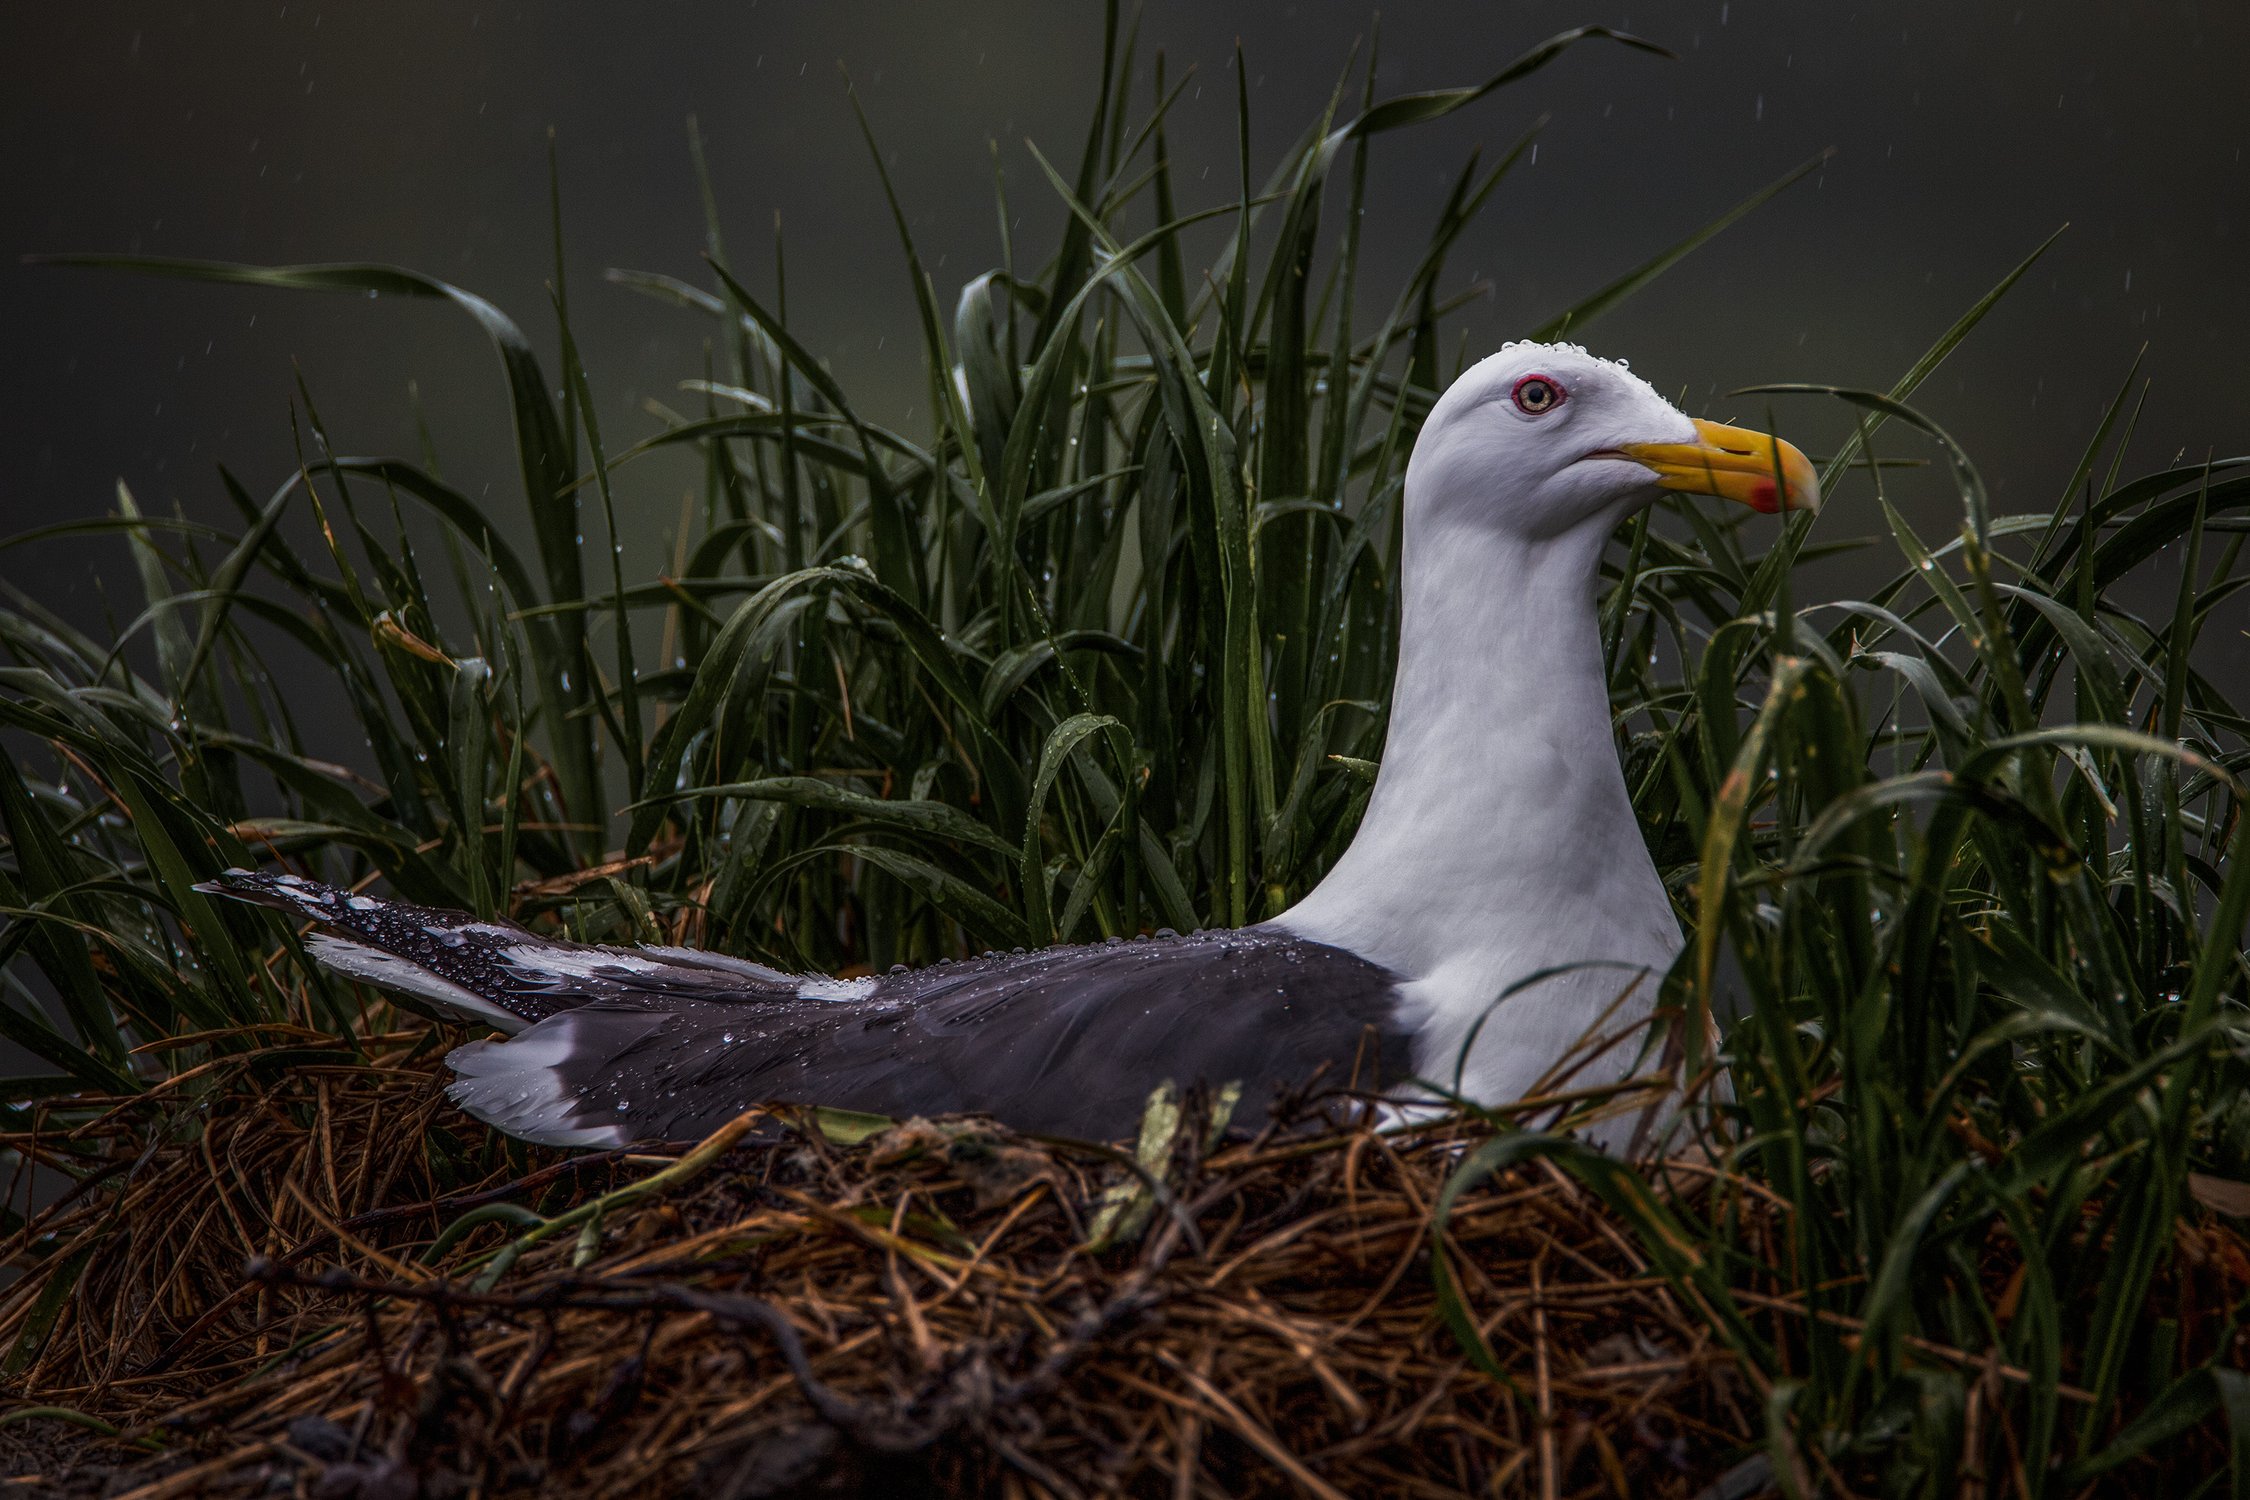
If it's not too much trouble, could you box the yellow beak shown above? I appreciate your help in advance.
[1617,418,1821,515]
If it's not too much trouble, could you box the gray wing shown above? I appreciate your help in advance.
[451,928,1408,1145]
[197,870,1406,1146]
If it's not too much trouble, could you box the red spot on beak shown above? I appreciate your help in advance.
[1749,481,1780,514]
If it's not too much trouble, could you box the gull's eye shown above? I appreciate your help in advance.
[1511,375,1565,415]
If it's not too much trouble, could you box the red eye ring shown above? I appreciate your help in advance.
[1511,374,1566,415]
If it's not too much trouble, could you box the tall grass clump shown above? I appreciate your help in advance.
[4,10,2247,1494]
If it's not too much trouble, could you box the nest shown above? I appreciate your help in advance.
[5,1032,2186,1499]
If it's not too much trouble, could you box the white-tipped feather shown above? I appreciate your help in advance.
[306,934,528,1035]
[796,976,879,1003]
[640,946,794,984]
[446,1017,631,1148]
[499,944,671,984]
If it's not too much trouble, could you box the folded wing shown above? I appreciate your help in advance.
[198,870,1408,1144]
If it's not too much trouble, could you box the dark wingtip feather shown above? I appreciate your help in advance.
[194,866,350,919]
[199,868,803,1040]
[196,868,564,1030]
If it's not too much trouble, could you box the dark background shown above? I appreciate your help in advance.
[3,1,2246,643]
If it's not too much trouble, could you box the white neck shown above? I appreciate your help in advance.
[1272,504,1680,1098]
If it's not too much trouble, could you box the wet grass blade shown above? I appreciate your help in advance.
[35,253,599,846]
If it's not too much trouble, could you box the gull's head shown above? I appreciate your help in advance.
[1408,341,1820,540]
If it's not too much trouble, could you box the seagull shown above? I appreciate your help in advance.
[200,342,1817,1148]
